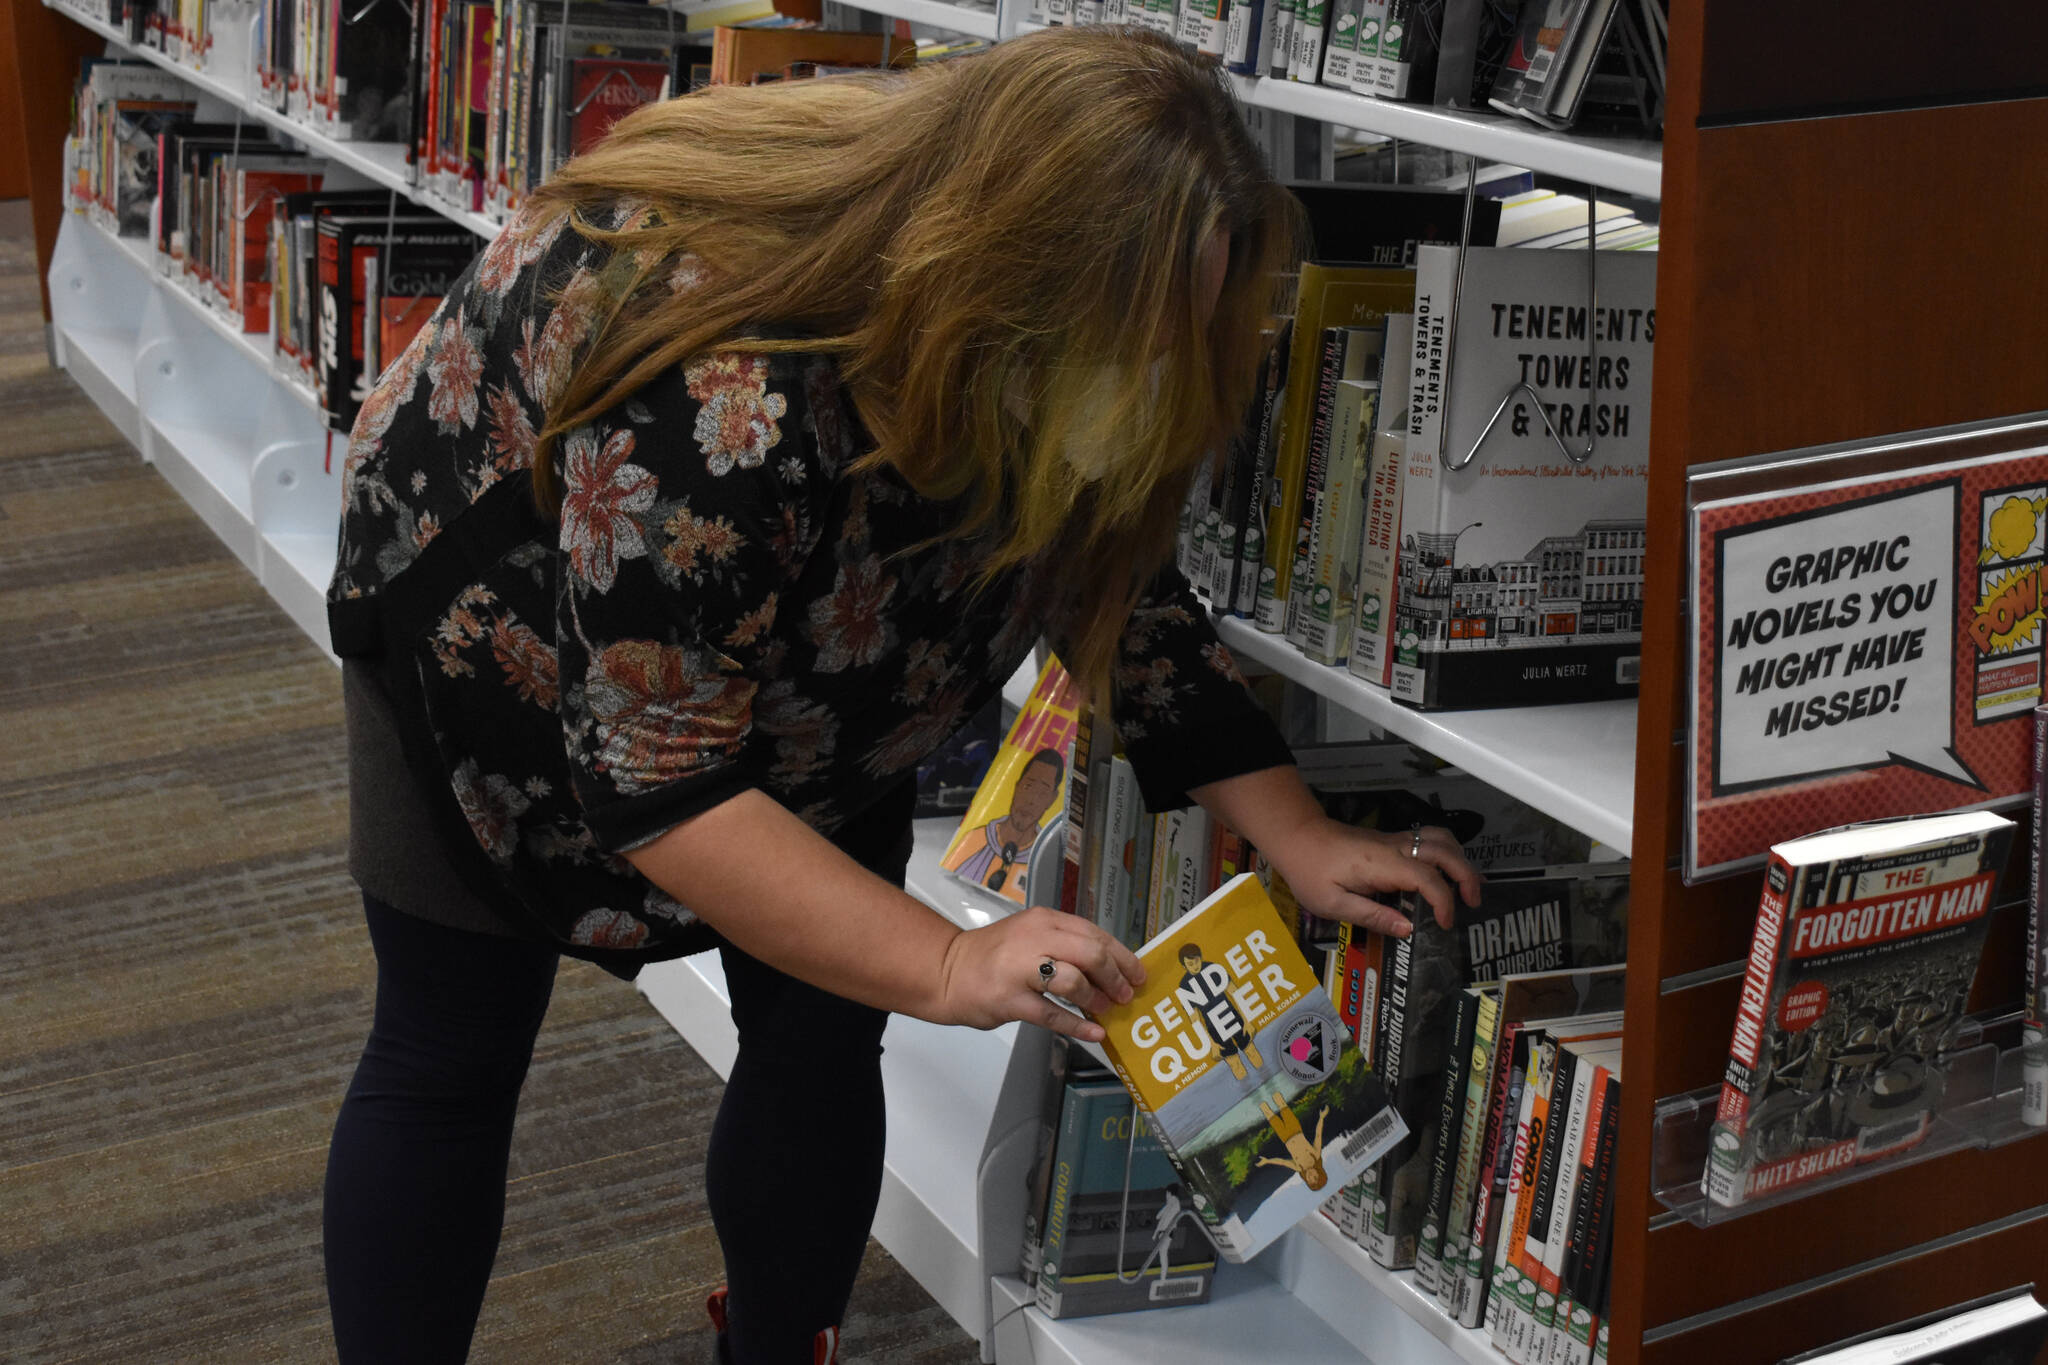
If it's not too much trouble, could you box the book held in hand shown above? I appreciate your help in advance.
[1704,810,2016,1209]
[1089,874,1407,1262]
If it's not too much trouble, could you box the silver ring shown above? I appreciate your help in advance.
[1038,957,1058,992]
[1409,823,1424,859]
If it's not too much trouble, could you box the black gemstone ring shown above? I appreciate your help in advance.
[1039,958,1058,990]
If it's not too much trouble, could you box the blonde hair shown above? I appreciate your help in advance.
[530,27,1305,690]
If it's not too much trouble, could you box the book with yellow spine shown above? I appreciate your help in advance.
[1090,874,1407,1261]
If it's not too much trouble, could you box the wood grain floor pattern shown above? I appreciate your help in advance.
[0,232,979,1365]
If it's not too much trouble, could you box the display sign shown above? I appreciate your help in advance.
[1687,419,2048,880]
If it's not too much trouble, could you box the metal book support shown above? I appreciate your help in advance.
[1647,1011,2048,1230]
[1437,157,1602,473]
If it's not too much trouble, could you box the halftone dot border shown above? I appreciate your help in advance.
[1692,460,2044,876]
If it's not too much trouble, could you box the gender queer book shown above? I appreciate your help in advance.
[1393,242,1656,709]
[1090,874,1407,1262]
[940,659,1082,909]
[1703,811,2015,1210]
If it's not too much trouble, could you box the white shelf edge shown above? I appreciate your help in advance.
[53,322,142,447]
[89,215,328,418]
[840,0,1000,39]
[1285,1213,1504,1365]
[1229,73,1662,202]
[988,1270,1378,1365]
[1215,614,1636,853]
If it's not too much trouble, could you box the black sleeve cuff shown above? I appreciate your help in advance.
[1120,705,1296,815]
[577,763,764,855]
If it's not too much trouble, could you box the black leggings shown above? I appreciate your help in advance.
[322,896,890,1364]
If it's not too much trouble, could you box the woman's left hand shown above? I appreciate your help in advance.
[1264,817,1483,939]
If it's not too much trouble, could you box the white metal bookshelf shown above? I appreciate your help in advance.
[1228,73,1664,201]
[838,0,1001,39]
[1216,618,1637,853]
[44,3,1660,1359]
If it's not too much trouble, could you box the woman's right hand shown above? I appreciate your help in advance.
[932,907,1147,1044]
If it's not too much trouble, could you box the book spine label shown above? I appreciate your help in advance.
[1364,919,1413,1267]
[1348,396,1405,685]
[1414,987,1480,1293]
[1441,990,1499,1305]
[1286,334,1346,646]
[1302,383,1377,664]
[1060,706,1094,920]
[1703,854,1792,1205]
[1486,1040,1543,1340]
[1350,0,1385,93]
[1096,757,1140,944]
[1268,0,1295,78]
[1034,1083,1087,1313]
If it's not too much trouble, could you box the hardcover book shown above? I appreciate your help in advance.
[315,213,476,430]
[940,659,1082,909]
[1703,811,2015,1209]
[1090,874,1407,1262]
[567,57,671,158]
[1392,242,1656,709]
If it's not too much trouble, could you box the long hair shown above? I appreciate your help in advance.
[528,27,1305,691]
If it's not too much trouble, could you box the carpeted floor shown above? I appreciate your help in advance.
[0,229,980,1365]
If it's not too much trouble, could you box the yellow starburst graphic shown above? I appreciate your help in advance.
[1981,494,2046,564]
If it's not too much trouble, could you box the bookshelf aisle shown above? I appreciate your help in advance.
[44,2,2048,1361]
[41,3,1666,1360]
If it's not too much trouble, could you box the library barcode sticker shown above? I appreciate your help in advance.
[1340,1107,1405,1163]
[1149,1277,1208,1302]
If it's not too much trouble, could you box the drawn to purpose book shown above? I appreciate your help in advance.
[1091,875,1407,1261]
[1704,811,2015,1209]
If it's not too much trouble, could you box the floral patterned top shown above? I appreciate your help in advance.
[327,203,1294,972]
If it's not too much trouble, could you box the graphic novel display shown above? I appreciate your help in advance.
[1091,874,1406,1262]
[1704,811,2015,1209]
[1686,420,2048,879]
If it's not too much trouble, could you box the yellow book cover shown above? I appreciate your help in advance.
[1091,874,1406,1261]
[1252,264,1416,632]
[939,658,1082,908]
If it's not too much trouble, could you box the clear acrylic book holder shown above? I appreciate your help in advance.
[1649,1013,2047,1229]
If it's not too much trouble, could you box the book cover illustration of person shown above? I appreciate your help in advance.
[940,747,1065,903]
[1093,876,1406,1260]
[941,659,1082,907]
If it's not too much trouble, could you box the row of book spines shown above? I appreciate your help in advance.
[1322,991,1623,1362]
[1032,0,1427,97]
[1058,706,1266,953]
[1487,1030,1621,1365]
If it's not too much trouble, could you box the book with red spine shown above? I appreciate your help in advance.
[1703,811,2014,1209]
